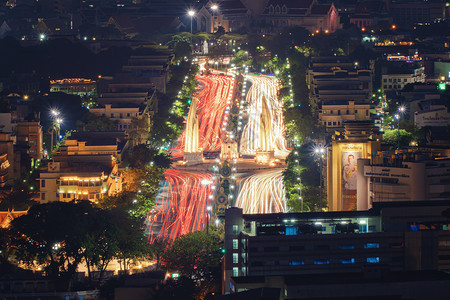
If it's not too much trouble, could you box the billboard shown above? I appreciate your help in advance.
[342,151,361,210]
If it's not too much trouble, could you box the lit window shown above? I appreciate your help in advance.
[289,260,304,265]
[232,225,239,235]
[233,253,238,264]
[285,226,297,235]
[241,267,246,275]
[364,243,379,249]
[314,259,330,265]
[339,244,355,250]
[366,257,380,263]
[233,239,238,250]
[232,267,239,277]
[339,258,355,264]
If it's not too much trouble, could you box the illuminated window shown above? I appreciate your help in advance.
[233,253,238,264]
[232,267,239,277]
[314,259,329,265]
[340,258,355,264]
[289,260,304,265]
[233,239,238,249]
[285,226,297,235]
[366,257,380,263]
[232,225,239,235]
[339,244,355,250]
[364,243,379,249]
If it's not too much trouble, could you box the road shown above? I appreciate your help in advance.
[239,74,289,158]
[234,168,286,214]
[148,71,290,244]
[170,74,234,159]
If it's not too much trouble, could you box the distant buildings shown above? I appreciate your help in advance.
[357,158,450,209]
[197,0,341,34]
[381,63,425,91]
[38,132,127,203]
[223,201,450,297]
[0,133,15,187]
[49,78,97,98]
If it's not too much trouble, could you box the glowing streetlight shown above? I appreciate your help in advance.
[188,10,195,42]
[206,205,212,235]
[313,144,327,211]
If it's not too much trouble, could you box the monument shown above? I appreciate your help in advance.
[183,97,203,164]
[220,131,239,160]
[255,96,275,164]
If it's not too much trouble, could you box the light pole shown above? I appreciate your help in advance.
[206,205,212,235]
[56,118,63,143]
[314,145,326,211]
[211,4,218,33]
[50,110,60,151]
[188,10,195,44]
[396,105,405,150]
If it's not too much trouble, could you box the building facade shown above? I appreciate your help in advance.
[319,101,371,132]
[38,132,127,203]
[357,158,450,210]
[327,122,382,211]
[223,201,450,295]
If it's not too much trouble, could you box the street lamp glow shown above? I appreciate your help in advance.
[398,105,405,113]
[211,4,218,10]
[188,10,195,16]
[56,118,63,124]
[207,206,212,211]
[51,110,59,116]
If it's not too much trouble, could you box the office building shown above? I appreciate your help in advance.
[223,200,450,296]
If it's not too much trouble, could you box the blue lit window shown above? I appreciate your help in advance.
[314,259,330,265]
[369,225,376,232]
[339,244,355,250]
[359,225,367,233]
[366,257,380,263]
[364,243,379,249]
[286,226,297,235]
[410,225,418,231]
[339,258,355,264]
[289,260,304,265]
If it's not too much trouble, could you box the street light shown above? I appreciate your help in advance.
[206,205,212,235]
[396,105,406,150]
[188,10,195,43]
[210,4,218,32]
[314,145,326,211]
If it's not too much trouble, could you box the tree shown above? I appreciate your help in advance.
[383,129,413,148]
[76,111,118,132]
[125,144,172,170]
[0,181,36,211]
[99,166,162,218]
[128,116,151,146]
[161,231,222,284]
[9,201,147,288]
[10,201,95,289]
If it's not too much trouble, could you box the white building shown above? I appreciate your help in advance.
[319,101,371,132]
[90,103,141,131]
[382,67,424,91]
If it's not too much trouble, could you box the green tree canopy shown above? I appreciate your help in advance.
[9,201,147,288]
[76,111,118,132]
[161,231,222,283]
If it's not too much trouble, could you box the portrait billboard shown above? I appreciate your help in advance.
[342,151,361,210]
